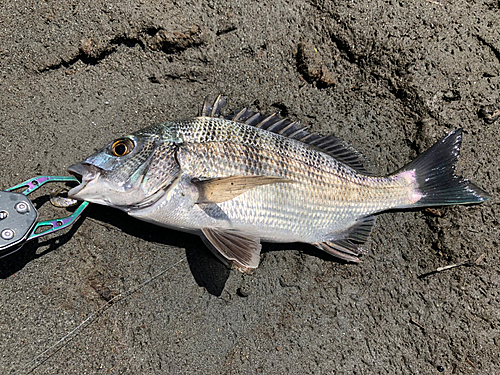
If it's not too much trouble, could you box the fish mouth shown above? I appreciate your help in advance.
[67,163,101,198]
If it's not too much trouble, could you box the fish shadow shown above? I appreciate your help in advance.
[81,205,231,296]
[85,208,352,296]
[0,202,353,295]
[0,204,229,296]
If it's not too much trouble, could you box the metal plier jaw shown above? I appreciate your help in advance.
[0,176,88,258]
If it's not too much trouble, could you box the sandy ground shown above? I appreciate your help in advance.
[0,0,499,374]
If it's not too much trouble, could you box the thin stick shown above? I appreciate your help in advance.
[426,0,443,6]
[418,254,486,279]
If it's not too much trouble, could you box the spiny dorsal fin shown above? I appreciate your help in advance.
[198,95,371,174]
[199,95,226,117]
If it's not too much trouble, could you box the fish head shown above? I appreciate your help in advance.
[67,127,180,210]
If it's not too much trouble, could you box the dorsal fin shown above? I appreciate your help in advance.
[199,95,226,117]
[198,96,371,174]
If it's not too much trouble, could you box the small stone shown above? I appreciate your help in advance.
[478,105,500,124]
[237,287,249,297]
[443,90,460,102]
[296,42,336,87]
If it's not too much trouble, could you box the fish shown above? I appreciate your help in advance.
[67,96,490,272]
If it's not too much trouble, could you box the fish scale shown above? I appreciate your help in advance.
[67,96,489,271]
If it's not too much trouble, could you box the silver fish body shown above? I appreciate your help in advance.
[129,118,417,240]
[68,96,489,272]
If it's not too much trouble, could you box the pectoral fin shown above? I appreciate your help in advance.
[201,228,261,273]
[193,175,294,204]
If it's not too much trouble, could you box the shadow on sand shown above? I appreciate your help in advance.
[0,203,352,296]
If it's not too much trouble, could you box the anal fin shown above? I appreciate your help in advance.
[314,215,377,262]
[201,228,261,273]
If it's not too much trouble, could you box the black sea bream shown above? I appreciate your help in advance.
[68,96,489,272]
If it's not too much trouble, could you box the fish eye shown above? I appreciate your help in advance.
[111,138,134,157]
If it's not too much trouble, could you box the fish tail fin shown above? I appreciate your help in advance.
[398,128,490,208]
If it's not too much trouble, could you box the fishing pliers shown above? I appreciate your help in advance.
[0,176,88,258]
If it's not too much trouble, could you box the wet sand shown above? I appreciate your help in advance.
[0,1,498,373]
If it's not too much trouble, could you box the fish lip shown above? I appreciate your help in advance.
[67,163,101,198]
